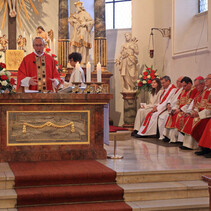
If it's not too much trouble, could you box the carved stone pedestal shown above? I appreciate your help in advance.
[121,92,137,129]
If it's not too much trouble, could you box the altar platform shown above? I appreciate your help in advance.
[0,93,112,162]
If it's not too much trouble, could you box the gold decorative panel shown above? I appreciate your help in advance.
[6,50,25,70]
[7,111,90,146]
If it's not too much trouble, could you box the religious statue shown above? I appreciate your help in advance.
[36,26,49,48]
[116,32,139,92]
[0,34,8,52]
[68,1,94,66]
[17,35,27,51]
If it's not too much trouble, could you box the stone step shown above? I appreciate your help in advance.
[119,180,209,202]
[127,197,209,210]
[0,163,14,190]
[0,190,16,209]
[117,169,211,184]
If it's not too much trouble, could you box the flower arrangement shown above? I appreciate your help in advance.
[45,48,63,74]
[136,65,159,92]
[0,62,15,93]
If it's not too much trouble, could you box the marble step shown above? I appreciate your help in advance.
[0,190,16,209]
[117,169,211,184]
[120,180,209,202]
[0,163,14,190]
[127,197,209,210]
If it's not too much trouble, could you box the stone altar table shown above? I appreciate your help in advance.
[0,93,112,162]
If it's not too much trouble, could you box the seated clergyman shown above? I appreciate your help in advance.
[16,37,61,92]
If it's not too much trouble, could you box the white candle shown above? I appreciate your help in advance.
[86,62,91,82]
[0,30,2,37]
[49,39,52,49]
[97,62,102,83]
[23,31,26,37]
[30,34,32,52]
[75,62,80,82]
[53,38,56,55]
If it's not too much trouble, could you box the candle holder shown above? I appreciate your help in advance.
[84,82,94,94]
[95,82,104,94]
[72,82,82,93]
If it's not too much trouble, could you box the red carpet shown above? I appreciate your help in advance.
[18,202,131,211]
[9,160,131,210]
[109,125,128,132]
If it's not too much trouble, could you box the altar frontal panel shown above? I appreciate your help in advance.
[7,111,90,146]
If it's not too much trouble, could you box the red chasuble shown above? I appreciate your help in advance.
[181,89,210,135]
[17,52,61,91]
[198,119,211,148]
[165,87,198,129]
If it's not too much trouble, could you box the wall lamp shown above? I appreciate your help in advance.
[149,27,171,58]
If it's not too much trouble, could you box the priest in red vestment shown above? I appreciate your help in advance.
[16,37,61,92]
[180,77,210,150]
[192,74,211,156]
[164,77,198,143]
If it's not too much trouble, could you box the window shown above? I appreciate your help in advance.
[199,0,208,13]
[105,0,131,29]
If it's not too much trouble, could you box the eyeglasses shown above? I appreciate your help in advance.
[34,44,44,47]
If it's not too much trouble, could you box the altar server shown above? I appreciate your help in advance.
[17,37,60,92]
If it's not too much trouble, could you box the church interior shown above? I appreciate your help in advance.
[0,0,211,210]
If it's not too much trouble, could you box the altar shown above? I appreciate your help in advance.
[0,93,112,162]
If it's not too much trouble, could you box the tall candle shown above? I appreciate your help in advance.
[86,62,91,82]
[30,34,32,52]
[23,31,26,37]
[0,30,2,37]
[97,62,102,83]
[49,39,52,49]
[75,62,80,82]
[53,38,56,55]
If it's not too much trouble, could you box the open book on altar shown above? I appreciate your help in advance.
[58,86,73,93]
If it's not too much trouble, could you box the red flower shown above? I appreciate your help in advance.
[146,68,151,70]
[147,80,152,84]
[0,63,6,69]
[143,72,148,76]
[151,76,155,80]
[10,78,15,85]
[143,76,147,80]
[150,73,155,77]
[1,75,8,80]
[55,60,58,65]
[46,48,51,52]
[58,65,62,69]
[52,54,56,58]
[138,81,143,87]
[151,70,155,74]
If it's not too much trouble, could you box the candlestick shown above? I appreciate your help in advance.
[23,31,26,38]
[97,62,102,83]
[0,30,2,37]
[75,62,80,82]
[86,62,91,83]
[49,39,52,49]
[30,34,32,53]
[53,38,56,55]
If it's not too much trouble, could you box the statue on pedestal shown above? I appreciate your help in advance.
[17,35,26,51]
[68,1,94,66]
[0,34,8,52]
[116,32,139,92]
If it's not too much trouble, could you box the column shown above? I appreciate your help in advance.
[58,0,70,67]
[94,0,107,70]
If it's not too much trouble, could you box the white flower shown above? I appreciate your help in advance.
[1,80,8,86]
[139,74,142,78]
[147,75,151,78]
[137,80,140,83]
[0,70,5,76]
[143,80,147,84]
[5,71,11,77]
